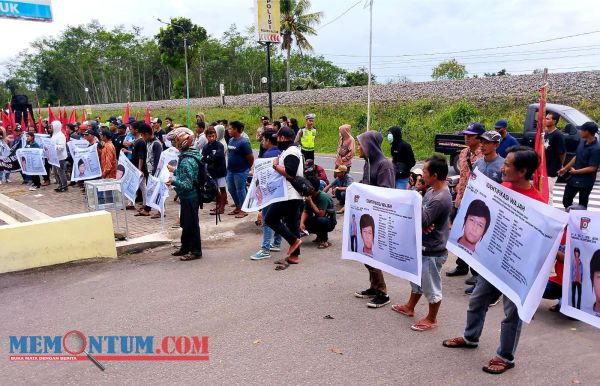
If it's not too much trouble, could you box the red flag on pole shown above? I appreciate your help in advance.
[48,105,58,123]
[1,110,8,128]
[20,114,26,131]
[37,107,45,134]
[533,68,550,203]
[144,107,151,125]
[7,103,16,132]
[134,111,139,121]
[81,109,87,124]
[69,109,78,124]
[123,103,130,125]
[27,110,35,129]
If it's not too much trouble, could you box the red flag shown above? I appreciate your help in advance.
[69,109,78,124]
[144,107,151,125]
[7,103,16,130]
[81,109,87,123]
[533,69,549,203]
[48,105,58,123]
[123,103,130,124]
[20,114,26,131]
[27,110,35,128]
[1,110,8,128]
[37,108,44,134]
[134,111,139,121]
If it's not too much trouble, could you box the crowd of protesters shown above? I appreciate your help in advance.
[1,108,599,375]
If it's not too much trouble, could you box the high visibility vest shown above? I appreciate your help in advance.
[300,128,316,150]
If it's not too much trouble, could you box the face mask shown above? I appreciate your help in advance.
[387,133,394,143]
[277,141,291,151]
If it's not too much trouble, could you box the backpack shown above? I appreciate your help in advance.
[180,154,219,207]
[288,175,313,197]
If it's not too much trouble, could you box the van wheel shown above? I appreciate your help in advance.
[451,155,460,175]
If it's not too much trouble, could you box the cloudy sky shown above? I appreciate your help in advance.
[1,0,599,82]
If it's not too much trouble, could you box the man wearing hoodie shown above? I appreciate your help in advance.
[51,120,69,192]
[354,131,395,308]
[166,127,203,260]
[387,126,416,189]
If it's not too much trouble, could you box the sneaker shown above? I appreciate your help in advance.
[269,244,281,252]
[29,186,39,191]
[354,288,378,298]
[367,292,390,308]
[250,249,271,260]
[464,286,475,295]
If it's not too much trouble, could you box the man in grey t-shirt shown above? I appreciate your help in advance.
[474,131,504,184]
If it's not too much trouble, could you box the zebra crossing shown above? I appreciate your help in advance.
[552,180,600,212]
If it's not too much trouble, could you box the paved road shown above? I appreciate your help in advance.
[1,226,599,385]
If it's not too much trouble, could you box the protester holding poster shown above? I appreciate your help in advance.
[443,146,567,375]
[51,120,69,192]
[41,137,59,167]
[561,210,600,328]
[117,154,143,204]
[241,156,288,213]
[71,143,102,182]
[351,130,398,308]
[392,155,452,332]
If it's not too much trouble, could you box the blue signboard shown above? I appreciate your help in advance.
[0,0,53,22]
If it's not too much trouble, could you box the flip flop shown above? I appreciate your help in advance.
[410,320,438,332]
[318,241,331,249]
[391,304,415,317]
[134,212,150,217]
[482,357,515,374]
[286,255,299,264]
[235,212,248,218]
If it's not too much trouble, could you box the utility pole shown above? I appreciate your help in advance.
[366,0,373,131]
[266,42,273,121]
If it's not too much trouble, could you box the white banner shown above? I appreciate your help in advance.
[34,133,49,148]
[242,157,288,212]
[15,148,46,176]
[67,139,89,155]
[341,182,423,285]
[41,137,59,166]
[155,147,179,183]
[146,175,169,214]
[117,154,143,203]
[70,143,101,181]
[447,170,568,322]
[561,211,600,328]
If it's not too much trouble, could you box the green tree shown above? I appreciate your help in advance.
[484,68,510,77]
[280,0,323,91]
[343,67,375,87]
[431,59,467,80]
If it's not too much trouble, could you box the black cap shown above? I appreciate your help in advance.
[84,129,95,136]
[277,126,295,139]
[260,116,269,121]
[580,121,599,135]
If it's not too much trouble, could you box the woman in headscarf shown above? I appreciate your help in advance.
[387,126,415,189]
[335,124,355,172]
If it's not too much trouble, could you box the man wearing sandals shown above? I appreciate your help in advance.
[392,155,452,331]
[300,176,336,249]
[353,131,395,308]
[442,146,544,375]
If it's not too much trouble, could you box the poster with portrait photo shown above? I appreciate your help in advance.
[34,133,49,148]
[41,137,59,166]
[155,147,179,183]
[117,154,143,203]
[561,211,600,329]
[15,148,46,175]
[67,139,89,155]
[70,143,101,182]
[242,157,288,212]
[341,182,422,285]
[447,170,568,322]
[147,175,169,214]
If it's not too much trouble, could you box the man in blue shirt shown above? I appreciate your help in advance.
[226,120,254,218]
[494,119,519,158]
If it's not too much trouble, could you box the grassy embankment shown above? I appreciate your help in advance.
[96,98,600,160]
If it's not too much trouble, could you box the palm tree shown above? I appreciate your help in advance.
[280,0,323,92]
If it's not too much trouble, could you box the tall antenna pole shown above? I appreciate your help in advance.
[366,0,373,131]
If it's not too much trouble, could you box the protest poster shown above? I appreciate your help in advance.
[155,147,179,183]
[117,154,143,203]
[341,182,422,285]
[41,137,59,166]
[0,150,21,173]
[447,170,568,322]
[241,157,288,212]
[15,148,46,175]
[67,139,89,156]
[34,133,49,148]
[70,143,101,182]
[561,211,600,328]
[146,175,169,214]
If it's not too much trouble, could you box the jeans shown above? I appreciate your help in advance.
[335,190,346,205]
[264,199,303,257]
[305,214,335,242]
[226,169,249,208]
[410,255,447,303]
[350,235,357,252]
[1,171,10,182]
[463,276,522,363]
[563,183,594,209]
[261,205,281,250]
[365,265,386,293]
[180,197,202,254]
[395,177,409,189]
[53,159,68,189]
[572,282,582,309]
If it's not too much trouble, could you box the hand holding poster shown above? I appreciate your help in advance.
[16,148,46,175]
[117,154,143,203]
[155,147,179,183]
[341,182,423,285]
[71,143,102,182]
[447,170,568,322]
[561,211,600,328]
[242,157,288,212]
[41,137,59,166]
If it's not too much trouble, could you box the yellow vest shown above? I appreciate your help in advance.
[300,128,316,150]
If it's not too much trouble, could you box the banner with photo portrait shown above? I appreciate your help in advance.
[15,148,46,175]
[67,139,89,156]
[561,211,600,329]
[447,170,568,322]
[34,133,49,148]
[155,147,179,183]
[146,175,169,214]
[117,154,143,203]
[242,157,288,212]
[341,182,422,285]
[70,143,101,182]
[41,137,59,166]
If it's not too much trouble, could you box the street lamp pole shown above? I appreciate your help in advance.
[157,18,191,128]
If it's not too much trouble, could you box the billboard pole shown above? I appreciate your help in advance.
[266,42,273,121]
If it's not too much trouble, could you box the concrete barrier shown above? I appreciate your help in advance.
[0,211,117,273]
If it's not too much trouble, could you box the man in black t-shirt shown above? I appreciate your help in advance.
[130,121,151,216]
[544,112,566,204]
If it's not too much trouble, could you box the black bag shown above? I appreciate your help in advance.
[393,161,409,178]
[181,155,219,206]
[289,175,313,197]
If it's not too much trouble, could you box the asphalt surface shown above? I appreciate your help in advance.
[1,224,599,385]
